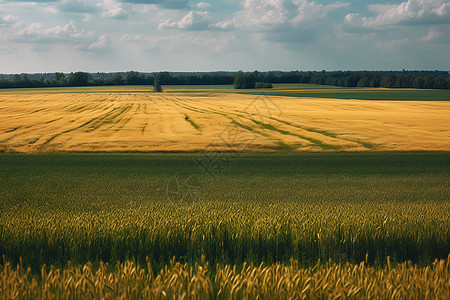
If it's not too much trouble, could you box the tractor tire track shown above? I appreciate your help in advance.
[40,105,120,146]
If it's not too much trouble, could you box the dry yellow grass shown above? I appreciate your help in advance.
[0,87,448,153]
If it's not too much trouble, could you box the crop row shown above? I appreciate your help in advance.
[1,199,448,271]
[1,256,449,299]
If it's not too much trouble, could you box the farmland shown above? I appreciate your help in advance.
[1,153,449,264]
[0,84,449,153]
[0,152,449,298]
[1,84,449,298]
[2,256,449,299]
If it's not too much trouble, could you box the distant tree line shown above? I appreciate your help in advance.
[0,71,154,88]
[0,70,449,89]
[305,70,450,89]
[0,71,235,89]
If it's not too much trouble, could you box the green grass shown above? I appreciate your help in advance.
[242,84,450,101]
[166,84,235,90]
[1,83,449,101]
[272,83,343,90]
[0,152,448,272]
[166,83,450,101]
[184,114,200,130]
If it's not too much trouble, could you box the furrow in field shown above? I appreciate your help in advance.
[4,126,23,133]
[43,117,64,125]
[1,124,36,143]
[169,96,302,150]
[230,118,294,151]
[39,103,122,146]
[10,105,55,119]
[1,87,448,152]
[84,104,127,132]
[175,97,294,148]
[142,101,157,115]
[40,113,115,146]
[248,118,341,150]
[94,100,117,112]
[171,97,212,114]
[170,97,232,122]
[160,97,205,135]
[67,96,109,113]
[172,97,248,120]
[173,98,318,150]
[59,102,77,111]
[137,95,213,141]
[141,122,148,133]
[111,103,140,131]
[184,114,201,131]
[69,103,92,113]
[140,103,147,113]
[1,116,71,143]
[270,117,376,149]
[6,97,116,146]
[180,95,372,150]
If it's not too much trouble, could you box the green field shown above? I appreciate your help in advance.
[1,84,449,297]
[1,152,448,272]
[3,83,449,101]
[241,85,450,101]
[166,83,450,101]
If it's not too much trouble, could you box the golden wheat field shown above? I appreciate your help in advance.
[2,257,449,299]
[0,86,449,153]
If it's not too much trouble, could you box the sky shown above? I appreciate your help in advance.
[0,0,449,73]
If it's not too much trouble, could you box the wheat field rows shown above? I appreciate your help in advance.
[1,257,449,299]
[1,153,448,274]
[0,86,449,153]
[1,85,449,298]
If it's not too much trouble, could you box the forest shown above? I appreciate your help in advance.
[0,70,449,89]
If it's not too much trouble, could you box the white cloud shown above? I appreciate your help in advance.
[7,20,98,45]
[214,20,234,31]
[237,0,349,30]
[291,1,349,25]
[85,34,111,51]
[158,9,234,31]
[101,0,130,19]
[1,0,449,72]
[227,0,349,47]
[196,2,211,9]
[158,10,211,30]
[239,0,293,28]
[105,7,129,19]
[345,0,450,29]
[120,30,233,53]
[120,34,145,42]
[421,25,450,43]
[0,14,18,27]
[1,1,58,2]
[118,0,190,9]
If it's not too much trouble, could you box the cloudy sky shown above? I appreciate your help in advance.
[0,0,449,73]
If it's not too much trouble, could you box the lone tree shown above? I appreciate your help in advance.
[154,72,162,92]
